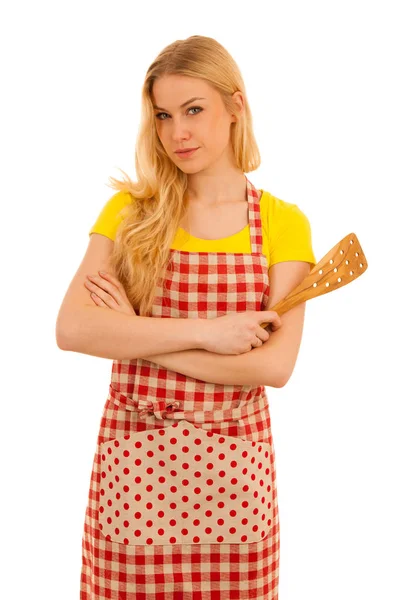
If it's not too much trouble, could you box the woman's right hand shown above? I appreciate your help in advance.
[200,310,282,355]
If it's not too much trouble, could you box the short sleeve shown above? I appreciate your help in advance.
[263,193,317,268]
[88,191,133,241]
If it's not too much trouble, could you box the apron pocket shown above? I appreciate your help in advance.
[98,419,274,546]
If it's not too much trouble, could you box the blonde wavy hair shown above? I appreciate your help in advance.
[106,34,261,317]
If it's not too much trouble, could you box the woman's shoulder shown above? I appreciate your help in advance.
[88,190,134,241]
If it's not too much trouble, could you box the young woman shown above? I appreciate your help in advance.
[56,35,316,600]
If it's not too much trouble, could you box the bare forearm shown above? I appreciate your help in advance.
[147,343,281,388]
[57,307,205,360]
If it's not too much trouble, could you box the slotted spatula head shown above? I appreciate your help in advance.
[261,232,368,328]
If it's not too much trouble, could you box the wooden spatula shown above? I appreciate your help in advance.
[260,232,368,330]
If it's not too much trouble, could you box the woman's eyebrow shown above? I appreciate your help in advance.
[152,97,207,111]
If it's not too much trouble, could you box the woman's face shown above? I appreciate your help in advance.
[152,74,242,173]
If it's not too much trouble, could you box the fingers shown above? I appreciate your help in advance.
[257,326,270,343]
[260,311,282,331]
[85,274,119,308]
[90,291,107,307]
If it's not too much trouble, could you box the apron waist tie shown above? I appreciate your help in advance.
[108,383,268,424]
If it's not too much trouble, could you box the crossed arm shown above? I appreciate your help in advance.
[143,261,311,389]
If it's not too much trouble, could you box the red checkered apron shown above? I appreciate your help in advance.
[80,175,280,599]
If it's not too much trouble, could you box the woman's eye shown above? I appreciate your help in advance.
[155,106,203,120]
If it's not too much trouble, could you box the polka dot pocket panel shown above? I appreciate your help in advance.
[98,419,274,546]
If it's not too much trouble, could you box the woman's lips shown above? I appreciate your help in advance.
[175,148,199,158]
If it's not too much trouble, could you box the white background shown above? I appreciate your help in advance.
[1,0,398,598]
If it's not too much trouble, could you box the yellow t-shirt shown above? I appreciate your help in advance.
[89,189,317,269]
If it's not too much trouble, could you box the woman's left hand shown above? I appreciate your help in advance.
[84,271,137,316]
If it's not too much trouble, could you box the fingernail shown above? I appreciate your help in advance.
[99,271,106,275]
